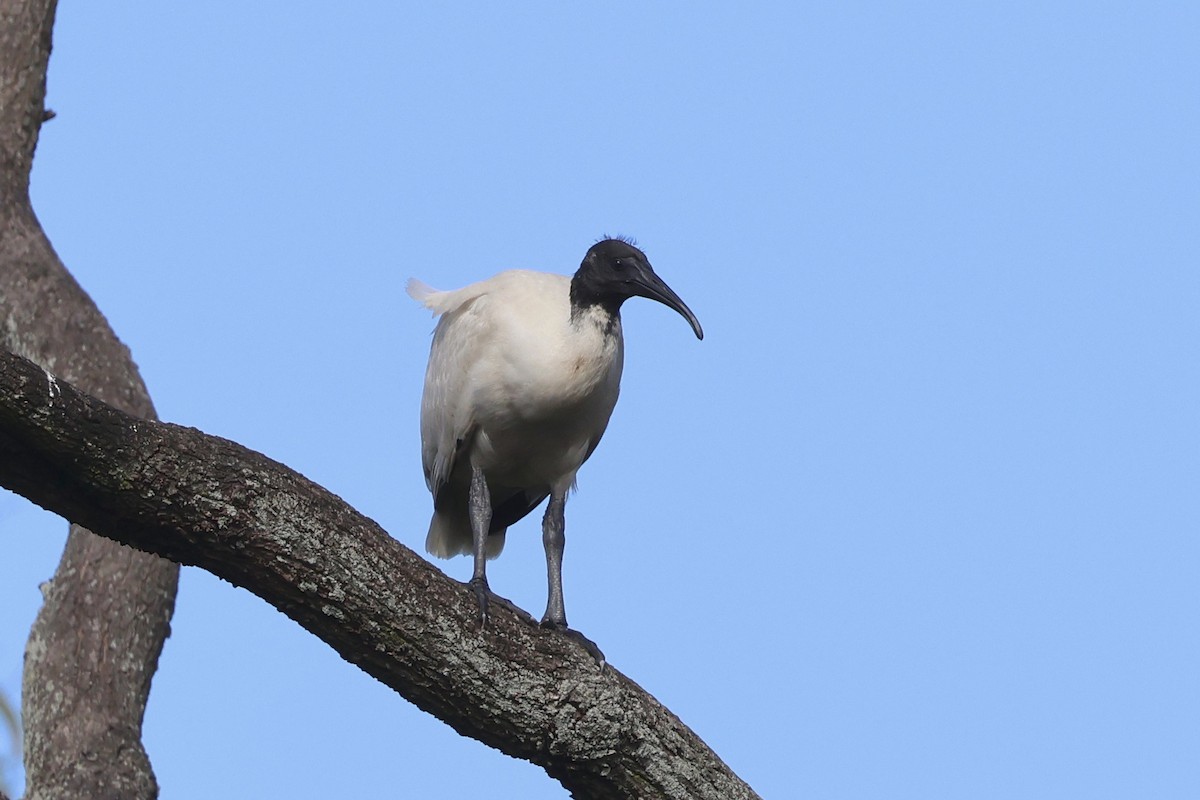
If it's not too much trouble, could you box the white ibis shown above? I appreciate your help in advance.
[408,237,703,659]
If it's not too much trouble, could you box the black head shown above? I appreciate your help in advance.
[570,238,704,340]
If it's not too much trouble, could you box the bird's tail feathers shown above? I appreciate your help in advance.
[425,508,506,560]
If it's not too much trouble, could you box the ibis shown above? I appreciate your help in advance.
[408,237,703,659]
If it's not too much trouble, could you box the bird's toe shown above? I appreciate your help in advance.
[541,621,605,669]
[467,576,490,627]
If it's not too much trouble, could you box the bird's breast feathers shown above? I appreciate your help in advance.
[478,295,623,427]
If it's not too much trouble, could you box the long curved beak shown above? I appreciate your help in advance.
[631,270,705,341]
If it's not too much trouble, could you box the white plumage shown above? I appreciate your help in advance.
[408,238,702,657]
[410,270,623,559]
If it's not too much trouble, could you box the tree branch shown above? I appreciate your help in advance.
[0,349,758,800]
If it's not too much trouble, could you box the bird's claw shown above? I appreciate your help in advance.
[541,619,606,669]
[468,576,490,628]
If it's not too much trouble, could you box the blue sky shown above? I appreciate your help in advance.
[2,3,1198,797]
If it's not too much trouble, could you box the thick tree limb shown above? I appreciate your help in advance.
[0,349,759,800]
[1,3,753,796]
[1,1,179,798]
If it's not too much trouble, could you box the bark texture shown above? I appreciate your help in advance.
[1,1,179,798]
[0,349,760,800]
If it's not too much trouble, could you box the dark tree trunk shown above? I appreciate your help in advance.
[0,350,760,800]
[0,1,179,798]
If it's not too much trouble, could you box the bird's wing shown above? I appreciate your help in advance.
[408,270,570,503]
[409,278,494,499]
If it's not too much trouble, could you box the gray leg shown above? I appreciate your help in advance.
[540,491,567,628]
[468,463,491,625]
[539,492,605,667]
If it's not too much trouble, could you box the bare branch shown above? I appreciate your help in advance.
[2,4,752,797]
[0,349,759,800]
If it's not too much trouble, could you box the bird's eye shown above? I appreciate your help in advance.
[614,258,625,270]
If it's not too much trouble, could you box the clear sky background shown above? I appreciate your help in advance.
[2,3,1198,798]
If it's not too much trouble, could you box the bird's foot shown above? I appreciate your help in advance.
[468,576,490,628]
[541,619,606,669]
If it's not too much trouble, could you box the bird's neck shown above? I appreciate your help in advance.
[568,288,622,339]
[570,275,623,326]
